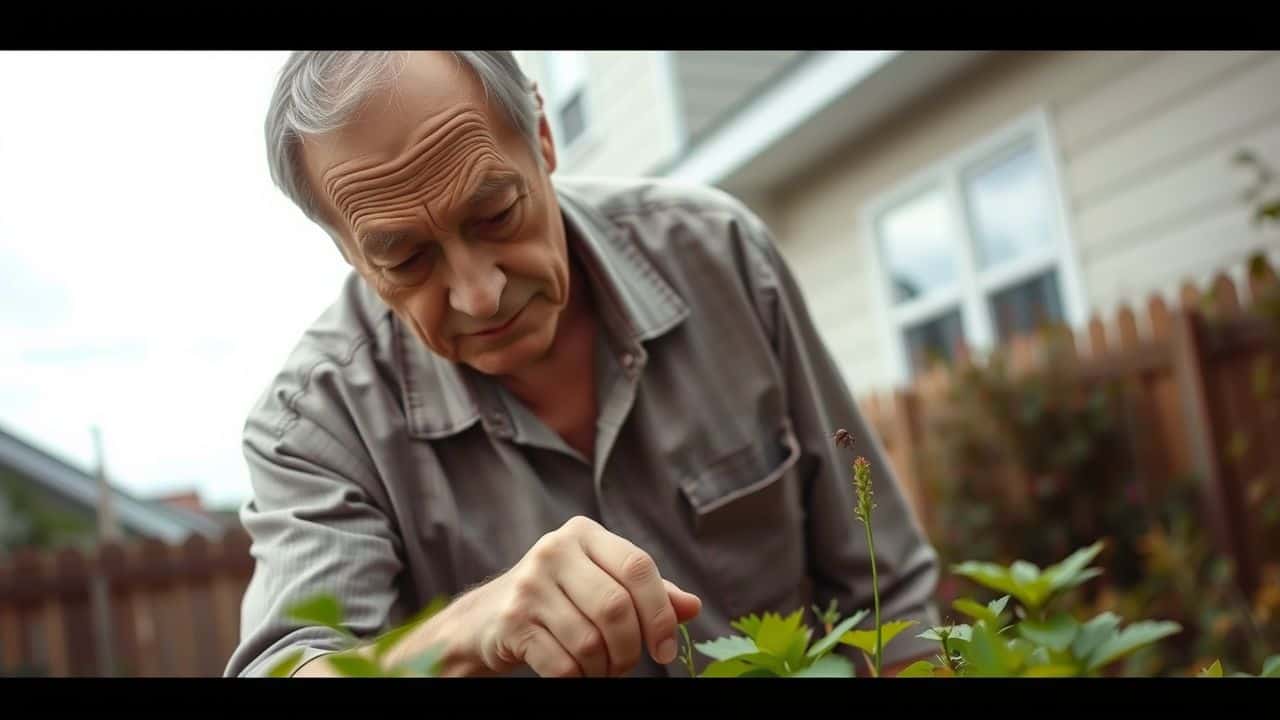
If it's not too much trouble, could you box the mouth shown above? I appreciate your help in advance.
[468,302,527,337]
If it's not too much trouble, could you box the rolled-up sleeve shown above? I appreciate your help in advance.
[224,398,405,678]
[738,209,941,669]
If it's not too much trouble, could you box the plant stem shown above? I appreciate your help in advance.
[864,518,882,677]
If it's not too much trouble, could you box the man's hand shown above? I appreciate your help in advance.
[387,515,701,678]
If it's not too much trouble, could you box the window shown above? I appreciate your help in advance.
[545,51,591,150]
[865,109,1086,382]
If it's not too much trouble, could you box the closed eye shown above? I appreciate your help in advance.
[388,251,425,273]
[486,203,517,225]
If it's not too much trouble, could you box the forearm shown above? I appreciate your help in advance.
[293,586,490,678]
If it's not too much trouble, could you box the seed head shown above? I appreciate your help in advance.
[853,456,875,524]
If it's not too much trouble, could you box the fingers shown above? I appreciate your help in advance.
[664,579,703,623]
[557,554,643,676]
[577,521,680,667]
[521,625,583,678]
[534,576,612,677]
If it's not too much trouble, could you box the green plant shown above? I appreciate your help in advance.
[267,594,449,677]
[684,431,1185,679]
[906,540,1182,677]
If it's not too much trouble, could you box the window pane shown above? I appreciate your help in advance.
[903,309,965,376]
[878,189,958,304]
[964,143,1054,269]
[989,270,1064,343]
[559,91,587,146]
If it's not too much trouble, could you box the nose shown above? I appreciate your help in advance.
[445,244,506,320]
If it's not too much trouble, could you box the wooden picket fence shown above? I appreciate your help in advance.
[858,255,1280,596]
[1,256,1277,677]
[0,532,254,677]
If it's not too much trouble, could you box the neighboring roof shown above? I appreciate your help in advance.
[0,423,226,543]
[662,51,993,196]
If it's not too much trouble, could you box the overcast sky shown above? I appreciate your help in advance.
[0,51,353,509]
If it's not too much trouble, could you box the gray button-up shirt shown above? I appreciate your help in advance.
[226,177,940,678]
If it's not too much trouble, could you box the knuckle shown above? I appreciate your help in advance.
[509,570,541,601]
[649,605,677,638]
[563,515,597,535]
[620,550,657,584]
[574,628,605,659]
[599,587,634,625]
[528,535,562,566]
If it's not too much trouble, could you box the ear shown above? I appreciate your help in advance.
[533,86,558,174]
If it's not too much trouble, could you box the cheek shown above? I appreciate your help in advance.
[379,282,456,358]
[497,220,569,302]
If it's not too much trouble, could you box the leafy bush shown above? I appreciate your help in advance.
[682,436,1185,678]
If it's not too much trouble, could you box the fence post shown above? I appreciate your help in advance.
[891,388,929,530]
[1169,303,1256,592]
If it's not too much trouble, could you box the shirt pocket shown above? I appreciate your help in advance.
[678,417,808,618]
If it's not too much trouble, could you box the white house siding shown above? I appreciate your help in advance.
[767,51,1280,394]
[516,51,684,178]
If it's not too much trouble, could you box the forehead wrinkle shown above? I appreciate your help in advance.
[337,135,476,218]
[344,144,504,235]
[334,130,500,235]
[323,110,490,206]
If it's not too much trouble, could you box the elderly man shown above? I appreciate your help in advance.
[226,50,939,679]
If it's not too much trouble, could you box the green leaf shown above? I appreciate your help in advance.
[791,654,856,677]
[1262,655,1280,678]
[919,624,971,642]
[987,595,1011,618]
[807,609,868,660]
[700,659,754,677]
[1018,613,1080,652]
[285,594,345,632]
[784,625,813,669]
[961,621,1013,677]
[694,634,759,661]
[327,653,384,677]
[267,649,305,678]
[951,561,1021,599]
[1022,663,1078,677]
[897,660,937,677]
[729,614,763,639]
[1010,560,1041,586]
[393,645,444,676]
[839,619,917,655]
[1070,613,1119,662]
[1199,659,1223,677]
[1086,621,1182,671]
[733,652,789,675]
[953,598,999,625]
[1042,541,1105,591]
[754,609,806,657]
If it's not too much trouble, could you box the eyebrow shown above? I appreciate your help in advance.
[360,229,409,259]
[464,172,525,213]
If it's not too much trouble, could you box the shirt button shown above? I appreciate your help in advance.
[620,353,637,370]
[489,413,509,432]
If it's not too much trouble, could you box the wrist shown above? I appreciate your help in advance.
[386,591,490,677]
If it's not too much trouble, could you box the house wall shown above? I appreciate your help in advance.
[767,51,1280,393]
[516,51,684,178]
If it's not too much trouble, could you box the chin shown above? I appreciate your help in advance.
[464,319,558,376]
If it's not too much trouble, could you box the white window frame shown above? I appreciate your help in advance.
[543,51,597,163]
[861,107,1089,386]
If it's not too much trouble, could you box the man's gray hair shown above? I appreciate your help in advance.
[264,51,542,233]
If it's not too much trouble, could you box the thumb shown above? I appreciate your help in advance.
[664,579,702,623]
